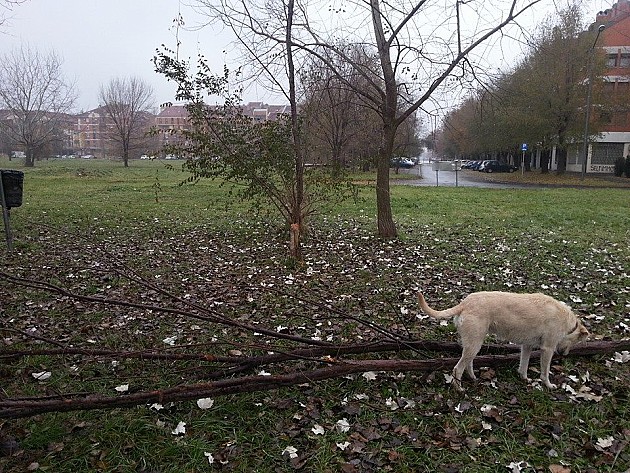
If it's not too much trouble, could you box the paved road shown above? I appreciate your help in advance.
[393,164,531,188]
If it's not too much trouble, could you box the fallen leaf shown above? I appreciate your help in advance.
[596,436,614,449]
[336,441,351,450]
[612,351,630,363]
[196,398,214,410]
[336,418,350,433]
[506,461,529,472]
[162,336,177,346]
[311,424,325,435]
[455,401,472,413]
[31,371,51,381]
[362,371,377,381]
[172,421,186,435]
[282,445,298,459]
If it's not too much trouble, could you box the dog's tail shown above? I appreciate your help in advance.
[417,292,460,319]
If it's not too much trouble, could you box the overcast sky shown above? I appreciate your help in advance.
[0,0,613,113]
[0,0,246,111]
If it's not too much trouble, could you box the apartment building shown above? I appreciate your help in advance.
[74,107,156,158]
[241,102,290,122]
[586,0,630,172]
[154,105,190,151]
[0,110,75,157]
[74,106,111,158]
[2,101,287,160]
[154,102,290,149]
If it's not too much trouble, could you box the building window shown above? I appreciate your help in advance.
[617,81,630,93]
[607,54,617,67]
[620,54,630,67]
[591,142,624,165]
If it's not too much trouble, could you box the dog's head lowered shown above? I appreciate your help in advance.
[557,320,589,355]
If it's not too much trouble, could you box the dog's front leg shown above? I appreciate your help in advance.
[450,367,464,392]
[539,347,557,389]
[518,345,533,380]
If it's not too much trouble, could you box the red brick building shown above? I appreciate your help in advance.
[154,102,289,151]
[587,0,630,172]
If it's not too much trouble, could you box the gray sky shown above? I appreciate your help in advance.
[1,0,242,111]
[0,0,613,113]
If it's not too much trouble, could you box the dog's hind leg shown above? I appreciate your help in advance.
[452,340,483,389]
[518,345,533,380]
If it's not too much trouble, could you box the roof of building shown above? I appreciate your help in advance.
[157,104,189,118]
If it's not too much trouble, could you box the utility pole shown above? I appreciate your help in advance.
[581,24,606,180]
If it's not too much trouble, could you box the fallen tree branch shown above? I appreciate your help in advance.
[0,271,334,348]
[2,266,628,420]
[1,340,627,419]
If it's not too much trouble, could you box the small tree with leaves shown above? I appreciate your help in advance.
[153,51,353,261]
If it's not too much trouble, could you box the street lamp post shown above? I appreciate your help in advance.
[581,24,606,180]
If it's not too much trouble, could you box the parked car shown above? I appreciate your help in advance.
[482,160,518,173]
[390,157,415,169]
[467,160,484,170]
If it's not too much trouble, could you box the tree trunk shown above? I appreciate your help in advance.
[371,0,398,239]
[375,131,398,240]
[1,339,627,420]
[540,149,550,174]
[289,223,302,262]
[24,147,34,167]
[556,147,567,175]
[286,0,305,263]
[524,152,531,172]
[376,145,397,238]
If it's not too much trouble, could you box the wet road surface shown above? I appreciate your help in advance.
[393,164,531,188]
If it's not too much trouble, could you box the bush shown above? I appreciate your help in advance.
[614,157,625,177]
[625,156,630,178]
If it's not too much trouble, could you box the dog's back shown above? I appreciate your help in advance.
[418,291,589,389]
[418,291,580,345]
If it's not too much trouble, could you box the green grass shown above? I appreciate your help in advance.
[1,158,629,472]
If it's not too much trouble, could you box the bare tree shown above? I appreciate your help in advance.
[194,0,545,237]
[300,44,384,172]
[0,44,76,167]
[0,0,26,29]
[99,77,155,167]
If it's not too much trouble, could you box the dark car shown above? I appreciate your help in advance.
[482,160,518,173]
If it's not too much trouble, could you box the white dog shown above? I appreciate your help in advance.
[417,291,589,390]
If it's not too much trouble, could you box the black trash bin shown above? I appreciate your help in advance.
[1,170,24,209]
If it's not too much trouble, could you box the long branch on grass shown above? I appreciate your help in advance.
[2,268,629,420]
[2,341,629,419]
[0,270,333,348]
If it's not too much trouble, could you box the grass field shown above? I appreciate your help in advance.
[1,157,629,472]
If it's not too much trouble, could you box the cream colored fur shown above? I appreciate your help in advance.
[417,291,589,390]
